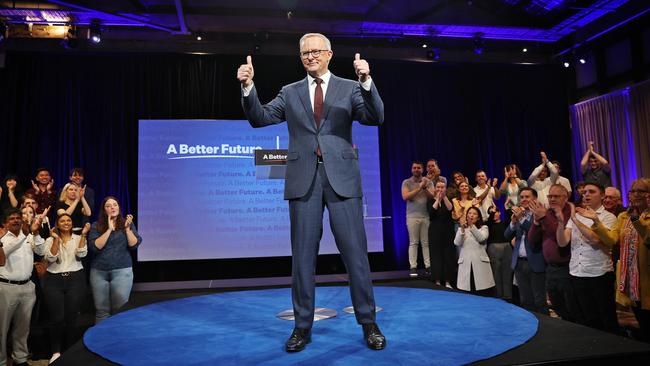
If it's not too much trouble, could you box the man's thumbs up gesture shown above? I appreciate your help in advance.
[237,55,254,88]
[353,53,370,83]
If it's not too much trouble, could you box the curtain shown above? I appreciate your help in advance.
[570,79,650,205]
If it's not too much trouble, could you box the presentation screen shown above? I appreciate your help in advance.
[137,119,384,261]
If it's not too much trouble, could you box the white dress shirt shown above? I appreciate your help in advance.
[44,234,87,274]
[566,205,616,277]
[474,185,497,221]
[307,71,331,110]
[0,231,45,281]
[528,161,559,208]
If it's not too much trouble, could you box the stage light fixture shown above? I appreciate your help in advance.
[422,44,427,48]
[522,48,528,53]
[563,61,570,68]
[579,58,586,64]
[61,27,78,49]
[89,20,101,44]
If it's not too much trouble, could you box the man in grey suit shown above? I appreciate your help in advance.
[237,33,386,352]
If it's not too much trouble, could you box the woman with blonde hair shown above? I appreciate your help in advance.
[55,183,91,235]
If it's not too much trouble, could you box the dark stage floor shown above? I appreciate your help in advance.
[31,278,650,366]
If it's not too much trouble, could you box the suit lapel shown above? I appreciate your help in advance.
[321,74,341,129]
[297,77,316,130]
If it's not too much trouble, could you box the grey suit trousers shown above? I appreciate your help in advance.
[289,162,376,329]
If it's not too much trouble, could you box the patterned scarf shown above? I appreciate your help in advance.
[618,217,640,301]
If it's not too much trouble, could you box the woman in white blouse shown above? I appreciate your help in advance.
[454,206,495,295]
[42,213,90,364]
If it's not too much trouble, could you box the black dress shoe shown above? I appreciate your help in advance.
[362,323,386,350]
[285,328,311,352]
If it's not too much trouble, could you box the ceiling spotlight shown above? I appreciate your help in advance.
[196,35,202,41]
[472,33,485,55]
[422,44,427,48]
[89,20,101,44]
[522,48,528,53]
[563,61,570,68]
[579,58,586,64]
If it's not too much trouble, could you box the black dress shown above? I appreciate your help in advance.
[427,198,457,285]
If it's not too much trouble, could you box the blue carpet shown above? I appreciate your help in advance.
[83,286,538,366]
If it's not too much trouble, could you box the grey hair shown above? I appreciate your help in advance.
[605,186,622,198]
[299,33,331,51]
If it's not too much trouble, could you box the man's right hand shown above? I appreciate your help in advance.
[511,206,524,221]
[237,55,254,88]
[531,201,547,221]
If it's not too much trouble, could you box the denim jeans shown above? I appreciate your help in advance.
[89,267,133,323]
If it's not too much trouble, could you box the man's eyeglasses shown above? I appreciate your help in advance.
[300,49,329,59]
[628,189,649,194]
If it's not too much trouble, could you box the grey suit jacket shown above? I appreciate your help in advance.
[242,74,384,200]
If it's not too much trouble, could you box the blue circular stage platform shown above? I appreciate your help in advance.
[84,286,538,366]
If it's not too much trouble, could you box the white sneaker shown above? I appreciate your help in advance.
[445,283,453,289]
[49,352,61,364]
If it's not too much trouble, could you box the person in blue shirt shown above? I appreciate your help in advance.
[88,196,142,323]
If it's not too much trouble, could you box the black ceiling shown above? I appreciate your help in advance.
[1,0,649,63]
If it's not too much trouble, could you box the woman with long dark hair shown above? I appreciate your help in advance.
[454,206,495,296]
[42,213,90,363]
[499,164,526,219]
[87,196,142,323]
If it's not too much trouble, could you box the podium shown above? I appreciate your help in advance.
[255,149,287,179]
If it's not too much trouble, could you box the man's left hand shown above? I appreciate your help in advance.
[353,53,370,83]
